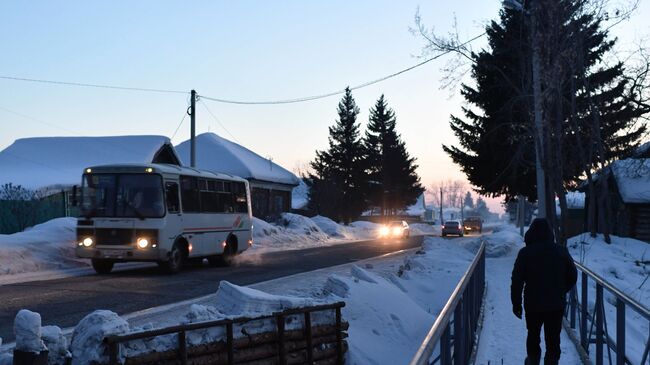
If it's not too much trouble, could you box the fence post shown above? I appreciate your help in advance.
[570,287,576,329]
[277,314,286,365]
[596,284,603,365]
[304,311,313,364]
[581,272,588,352]
[441,325,451,365]
[178,330,187,365]
[454,299,464,364]
[615,298,625,365]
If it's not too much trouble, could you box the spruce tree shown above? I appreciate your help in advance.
[464,192,474,209]
[308,88,367,223]
[442,0,648,202]
[364,95,424,215]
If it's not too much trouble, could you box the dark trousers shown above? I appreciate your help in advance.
[525,310,563,364]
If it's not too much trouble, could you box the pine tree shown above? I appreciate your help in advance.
[308,88,368,223]
[464,192,474,209]
[364,95,424,215]
[442,0,648,202]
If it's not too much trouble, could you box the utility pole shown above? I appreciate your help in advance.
[439,187,444,226]
[190,89,197,168]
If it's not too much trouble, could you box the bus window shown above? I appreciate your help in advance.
[180,176,200,213]
[165,182,180,213]
[234,182,248,213]
[217,192,234,213]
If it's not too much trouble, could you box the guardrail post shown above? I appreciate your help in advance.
[277,314,286,365]
[581,272,588,352]
[336,306,343,365]
[454,299,464,364]
[570,287,577,329]
[304,311,314,364]
[226,322,234,365]
[615,298,625,365]
[596,284,603,365]
[441,325,451,365]
[178,330,187,365]
[108,341,118,365]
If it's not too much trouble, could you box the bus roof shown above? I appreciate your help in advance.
[83,163,248,183]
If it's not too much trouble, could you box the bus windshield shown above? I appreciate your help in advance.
[81,173,165,218]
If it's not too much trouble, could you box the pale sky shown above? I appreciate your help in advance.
[1,1,648,214]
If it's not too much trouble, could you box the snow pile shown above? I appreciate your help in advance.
[70,310,129,365]
[215,281,316,316]
[312,216,382,240]
[409,223,439,236]
[14,309,46,353]
[460,224,523,258]
[565,191,585,209]
[0,217,87,276]
[324,266,434,365]
[291,179,309,210]
[42,325,71,364]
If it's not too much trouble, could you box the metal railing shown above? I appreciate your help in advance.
[409,242,486,365]
[565,261,650,365]
[104,301,346,365]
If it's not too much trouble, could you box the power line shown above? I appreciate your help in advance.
[199,32,486,105]
[198,99,240,143]
[0,75,188,95]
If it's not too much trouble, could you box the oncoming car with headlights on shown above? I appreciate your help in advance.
[75,163,252,274]
[379,220,410,239]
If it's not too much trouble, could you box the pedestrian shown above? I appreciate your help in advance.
[511,218,578,365]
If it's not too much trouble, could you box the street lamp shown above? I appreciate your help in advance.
[502,0,548,219]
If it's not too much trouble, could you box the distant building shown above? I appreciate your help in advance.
[581,143,650,242]
[176,133,300,221]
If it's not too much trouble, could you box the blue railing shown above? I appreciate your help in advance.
[408,242,486,365]
[565,261,650,365]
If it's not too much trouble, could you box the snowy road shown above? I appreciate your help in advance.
[0,235,425,342]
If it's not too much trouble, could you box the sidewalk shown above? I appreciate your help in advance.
[474,251,583,364]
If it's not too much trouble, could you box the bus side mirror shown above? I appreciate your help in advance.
[72,185,78,207]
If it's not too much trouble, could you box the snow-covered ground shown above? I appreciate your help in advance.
[567,233,649,365]
[0,213,438,284]
[475,225,581,364]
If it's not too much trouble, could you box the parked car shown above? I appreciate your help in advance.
[442,220,464,237]
[463,216,483,234]
[379,220,410,238]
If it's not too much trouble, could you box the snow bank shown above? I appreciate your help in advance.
[14,309,46,353]
[215,281,316,316]
[0,217,86,276]
[291,179,309,210]
[460,224,523,258]
[70,310,129,365]
[42,326,71,364]
[409,223,439,236]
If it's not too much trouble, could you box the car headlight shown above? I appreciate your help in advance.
[379,226,390,236]
[136,238,150,249]
[392,227,402,236]
[82,237,93,247]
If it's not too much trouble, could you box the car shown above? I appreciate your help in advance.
[442,220,464,237]
[463,216,483,234]
[379,220,410,238]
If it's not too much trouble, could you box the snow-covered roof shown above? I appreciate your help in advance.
[611,158,650,203]
[635,142,650,158]
[0,135,179,190]
[176,133,299,186]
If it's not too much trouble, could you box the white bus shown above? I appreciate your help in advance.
[75,163,253,274]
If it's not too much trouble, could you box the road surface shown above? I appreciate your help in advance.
[0,235,425,342]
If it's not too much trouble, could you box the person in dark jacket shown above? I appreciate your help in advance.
[511,218,578,365]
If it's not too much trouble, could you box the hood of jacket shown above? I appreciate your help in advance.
[524,218,554,246]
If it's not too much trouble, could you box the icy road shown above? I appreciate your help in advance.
[0,235,425,342]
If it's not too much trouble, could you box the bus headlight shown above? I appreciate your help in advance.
[136,238,150,249]
[82,237,93,247]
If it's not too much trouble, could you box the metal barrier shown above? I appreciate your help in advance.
[104,302,346,365]
[565,261,650,365]
[408,242,486,365]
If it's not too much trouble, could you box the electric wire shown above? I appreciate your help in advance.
[198,99,240,143]
[198,32,486,105]
[0,75,188,95]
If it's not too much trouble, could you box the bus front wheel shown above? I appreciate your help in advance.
[92,259,114,274]
[159,242,185,274]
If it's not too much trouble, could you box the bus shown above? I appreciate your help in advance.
[75,163,253,274]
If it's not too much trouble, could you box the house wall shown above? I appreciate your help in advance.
[249,180,294,221]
